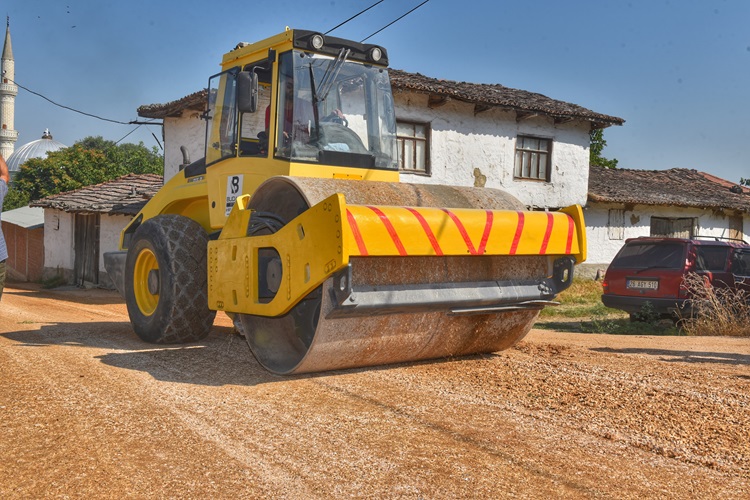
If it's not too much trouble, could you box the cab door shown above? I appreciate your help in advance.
[205,67,240,166]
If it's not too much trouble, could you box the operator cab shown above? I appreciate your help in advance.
[204,31,398,172]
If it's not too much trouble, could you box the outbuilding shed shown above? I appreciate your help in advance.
[30,174,163,288]
[1,205,45,282]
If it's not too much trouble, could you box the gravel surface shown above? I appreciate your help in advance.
[1,283,748,498]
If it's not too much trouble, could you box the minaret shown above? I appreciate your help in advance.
[0,17,18,160]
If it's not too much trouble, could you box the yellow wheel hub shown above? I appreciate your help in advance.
[133,247,159,316]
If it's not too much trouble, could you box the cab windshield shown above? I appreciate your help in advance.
[275,50,397,170]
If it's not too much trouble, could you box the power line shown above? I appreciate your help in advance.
[150,131,163,150]
[325,0,385,35]
[114,124,141,144]
[9,77,164,147]
[361,0,431,43]
[9,78,131,125]
[7,2,430,143]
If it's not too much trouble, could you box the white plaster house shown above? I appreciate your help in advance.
[30,174,163,287]
[137,69,624,210]
[583,166,750,277]
[27,68,623,289]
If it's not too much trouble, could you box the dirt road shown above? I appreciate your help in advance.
[1,283,749,498]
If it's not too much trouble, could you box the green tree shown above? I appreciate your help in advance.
[4,186,30,210]
[590,128,619,169]
[4,136,162,210]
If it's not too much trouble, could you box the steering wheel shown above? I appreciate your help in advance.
[321,111,348,128]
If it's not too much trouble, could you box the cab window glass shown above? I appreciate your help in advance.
[273,50,397,169]
[205,68,239,165]
[239,62,273,157]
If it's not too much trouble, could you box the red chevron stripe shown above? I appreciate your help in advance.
[477,210,494,255]
[442,209,477,254]
[566,215,574,254]
[405,207,444,255]
[540,212,554,254]
[346,209,368,256]
[367,206,407,256]
[510,212,525,254]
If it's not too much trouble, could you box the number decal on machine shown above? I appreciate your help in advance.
[225,175,243,216]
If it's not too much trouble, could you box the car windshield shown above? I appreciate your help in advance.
[275,50,397,170]
[610,242,685,270]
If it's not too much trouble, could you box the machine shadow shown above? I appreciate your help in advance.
[3,320,492,386]
[3,284,125,306]
[2,321,278,386]
[591,347,750,366]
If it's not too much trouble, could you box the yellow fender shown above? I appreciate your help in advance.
[208,193,585,317]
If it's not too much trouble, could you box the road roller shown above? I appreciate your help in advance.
[104,28,586,374]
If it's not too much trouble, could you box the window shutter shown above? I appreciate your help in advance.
[608,209,624,240]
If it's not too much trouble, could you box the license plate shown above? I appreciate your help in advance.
[626,279,659,290]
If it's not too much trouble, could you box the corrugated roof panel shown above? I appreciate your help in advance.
[1,205,44,229]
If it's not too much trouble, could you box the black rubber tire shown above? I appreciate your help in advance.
[124,214,216,343]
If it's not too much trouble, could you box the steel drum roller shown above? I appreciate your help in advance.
[239,177,553,374]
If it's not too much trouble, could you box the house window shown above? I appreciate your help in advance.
[650,217,696,238]
[514,135,551,181]
[397,121,430,174]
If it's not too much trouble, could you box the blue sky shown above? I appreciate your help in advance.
[5,0,750,182]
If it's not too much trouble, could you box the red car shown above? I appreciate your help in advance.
[601,236,749,318]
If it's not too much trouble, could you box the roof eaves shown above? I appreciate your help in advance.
[389,69,625,128]
[137,90,207,119]
[30,174,163,215]
[587,166,750,214]
[137,70,625,127]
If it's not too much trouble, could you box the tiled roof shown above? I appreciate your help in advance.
[588,166,750,213]
[700,171,750,194]
[137,70,624,128]
[389,70,623,128]
[30,174,163,215]
[138,89,206,119]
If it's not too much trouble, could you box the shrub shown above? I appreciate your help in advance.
[629,301,661,324]
[679,273,750,337]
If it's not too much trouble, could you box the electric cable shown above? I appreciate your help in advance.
[9,78,131,125]
[360,0,431,42]
[8,77,163,148]
[326,0,385,35]
[150,131,163,150]
[115,125,141,144]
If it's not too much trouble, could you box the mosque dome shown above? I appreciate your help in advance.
[7,129,67,172]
